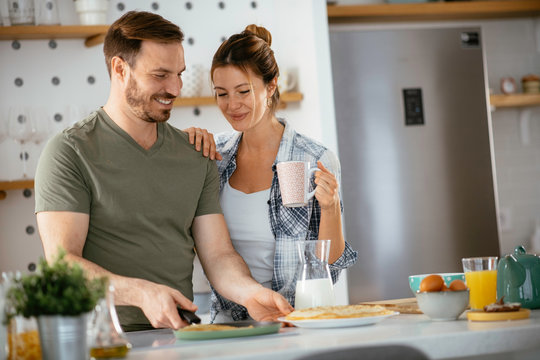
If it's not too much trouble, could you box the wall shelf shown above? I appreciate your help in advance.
[0,180,34,200]
[490,93,540,108]
[327,0,540,23]
[0,25,109,47]
[2,2,537,46]
[173,92,304,109]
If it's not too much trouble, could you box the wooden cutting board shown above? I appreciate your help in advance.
[467,308,530,322]
[358,297,422,314]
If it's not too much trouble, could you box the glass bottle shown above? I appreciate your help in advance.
[88,285,131,359]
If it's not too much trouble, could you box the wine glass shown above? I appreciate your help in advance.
[30,107,52,146]
[7,106,33,179]
[0,109,8,143]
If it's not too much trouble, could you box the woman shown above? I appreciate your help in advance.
[191,25,357,322]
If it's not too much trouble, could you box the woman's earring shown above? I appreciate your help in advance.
[267,97,273,108]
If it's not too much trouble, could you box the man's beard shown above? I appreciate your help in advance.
[125,76,175,123]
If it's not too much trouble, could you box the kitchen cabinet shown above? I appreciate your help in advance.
[327,0,540,23]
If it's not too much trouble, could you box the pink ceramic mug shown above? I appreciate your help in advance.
[276,161,320,207]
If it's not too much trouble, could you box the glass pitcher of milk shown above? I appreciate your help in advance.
[294,240,335,309]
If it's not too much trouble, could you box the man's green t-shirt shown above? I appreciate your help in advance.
[35,108,222,331]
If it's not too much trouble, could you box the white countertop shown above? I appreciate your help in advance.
[125,310,540,360]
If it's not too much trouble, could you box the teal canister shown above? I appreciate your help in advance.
[497,245,540,309]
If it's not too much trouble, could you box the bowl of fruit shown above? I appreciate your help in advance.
[413,274,469,321]
[408,273,465,294]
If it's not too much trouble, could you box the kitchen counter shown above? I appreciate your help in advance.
[125,310,540,360]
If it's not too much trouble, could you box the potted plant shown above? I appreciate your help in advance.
[5,249,106,360]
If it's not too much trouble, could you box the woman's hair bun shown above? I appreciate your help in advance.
[244,24,272,47]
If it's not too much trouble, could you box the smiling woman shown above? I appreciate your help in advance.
[204,24,358,323]
[213,65,272,133]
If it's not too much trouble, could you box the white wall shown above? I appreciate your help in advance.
[0,0,349,303]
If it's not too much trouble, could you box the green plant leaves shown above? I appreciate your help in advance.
[6,249,107,318]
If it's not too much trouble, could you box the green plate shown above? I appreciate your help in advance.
[174,320,282,341]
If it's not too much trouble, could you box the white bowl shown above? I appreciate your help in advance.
[415,290,469,321]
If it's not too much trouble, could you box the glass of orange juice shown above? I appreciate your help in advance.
[462,257,498,310]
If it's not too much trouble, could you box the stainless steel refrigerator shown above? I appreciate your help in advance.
[329,27,501,302]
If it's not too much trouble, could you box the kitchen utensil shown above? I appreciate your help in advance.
[462,257,498,310]
[276,161,320,207]
[415,290,469,321]
[408,273,465,295]
[295,240,335,309]
[497,245,540,309]
[177,306,201,324]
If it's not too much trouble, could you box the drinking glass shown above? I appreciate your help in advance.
[7,106,33,178]
[462,256,498,310]
[8,0,34,25]
[30,107,52,145]
[0,108,8,143]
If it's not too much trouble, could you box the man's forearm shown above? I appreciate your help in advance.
[62,252,145,307]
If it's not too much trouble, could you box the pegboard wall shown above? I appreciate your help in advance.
[0,0,349,302]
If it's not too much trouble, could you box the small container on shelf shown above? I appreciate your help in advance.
[500,77,517,95]
[522,74,540,94]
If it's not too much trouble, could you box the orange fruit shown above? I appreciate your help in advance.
[419,274,445,292]
[449,279,468,291]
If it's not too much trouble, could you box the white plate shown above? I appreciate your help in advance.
[277,312,399,329]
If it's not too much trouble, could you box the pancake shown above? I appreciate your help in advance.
[285,304,395,321]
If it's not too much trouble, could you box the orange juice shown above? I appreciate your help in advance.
[465,269,497,310]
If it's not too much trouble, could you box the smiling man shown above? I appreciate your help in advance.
[34,11,292,332]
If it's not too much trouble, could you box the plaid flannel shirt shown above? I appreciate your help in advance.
[210,119,358,322]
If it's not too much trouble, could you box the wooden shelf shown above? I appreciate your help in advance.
[0,180,34,191]
[173,92,304,108]
[0,180,34,200]
[0,25,109,47]
[327,0,540,23]
[490,93,540,108]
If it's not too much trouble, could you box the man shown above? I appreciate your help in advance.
[34,11,292,332]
